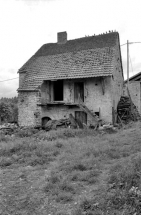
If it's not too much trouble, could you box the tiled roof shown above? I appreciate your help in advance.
[124,71,141,83]
[18,32,118,90]
[34,32,118,57]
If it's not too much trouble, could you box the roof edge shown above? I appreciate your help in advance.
[124,71,141,83]
[17,89,39,92]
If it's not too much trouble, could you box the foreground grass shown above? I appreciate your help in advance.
[0,123,141,214]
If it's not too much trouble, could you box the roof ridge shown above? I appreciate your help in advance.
[39,31,119,47]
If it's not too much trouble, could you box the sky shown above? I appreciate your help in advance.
[0,0,141,98]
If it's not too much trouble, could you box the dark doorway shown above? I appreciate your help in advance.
[42,117,51,128]
[75,111,87,126]
[53,80,63,101]
[74,82,84,103]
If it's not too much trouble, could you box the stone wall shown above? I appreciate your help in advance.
[85,77,113,123]
[18,91,41,127]
[41,81,50,103]
[19,72,26,89]
[41,77,113,124]
[123,82,141,114]
[111,40,124,118]
[18,71,123,127]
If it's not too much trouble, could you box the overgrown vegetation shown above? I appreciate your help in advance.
[0,97,18,123]
[1,122,141,214]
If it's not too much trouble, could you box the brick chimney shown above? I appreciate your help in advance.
[57,31,67,44]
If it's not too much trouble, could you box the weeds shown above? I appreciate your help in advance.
[55,192,74,203]
[0,157,14,167]
[16,128,39,137]
[104,155,141,214]
[0,134,10,142]
[44,171,77,203]
[1,123,141,214]
[34,128,98,141]
[0,139,60,167]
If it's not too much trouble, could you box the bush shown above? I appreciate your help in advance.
[16,128,39,137]
[0,134,10,142]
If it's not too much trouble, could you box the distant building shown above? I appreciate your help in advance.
[124,71,141,114]
[18,31,124,127]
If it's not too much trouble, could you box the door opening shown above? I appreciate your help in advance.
[74,82,84,103]
[53,80,63,101]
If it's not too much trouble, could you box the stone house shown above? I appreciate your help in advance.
[18,31,124,127]
[124,71,141,114]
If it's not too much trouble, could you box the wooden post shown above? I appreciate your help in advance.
[127,40,129,89]
[112,107,115,125]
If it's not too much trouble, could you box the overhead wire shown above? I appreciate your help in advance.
[120,43,127,46]
[0,77,19,83]
[0,41,141,83]
[121,42,141,47]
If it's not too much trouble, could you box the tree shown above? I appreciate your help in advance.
[0,101,12,123]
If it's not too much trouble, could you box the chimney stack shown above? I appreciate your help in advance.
[57,31,67,44]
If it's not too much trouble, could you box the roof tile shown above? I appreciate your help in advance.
[18,32,118,90]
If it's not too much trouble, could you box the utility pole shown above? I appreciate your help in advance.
[127,40,129,89]
[121,41,141,87]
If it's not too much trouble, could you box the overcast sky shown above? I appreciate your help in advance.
[0,0,141,98]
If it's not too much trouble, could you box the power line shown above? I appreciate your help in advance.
[0,41,141,83]
[121,41,141,46]
[0,77,18,83]
[120,43,127,46]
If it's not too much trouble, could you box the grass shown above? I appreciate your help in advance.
[1,122,141,214]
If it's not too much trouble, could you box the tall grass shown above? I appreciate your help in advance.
[1,123,141,214]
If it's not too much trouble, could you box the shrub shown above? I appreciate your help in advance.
[0,134,10,142]
[16,128,39,137]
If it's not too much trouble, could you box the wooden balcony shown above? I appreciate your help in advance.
[38,99,79,107]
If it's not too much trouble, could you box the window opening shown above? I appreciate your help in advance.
[53,80,63,101]
[95,112,99,117]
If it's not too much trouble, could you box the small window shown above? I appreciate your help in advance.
[53,80,63,101]
[95,112,99,117]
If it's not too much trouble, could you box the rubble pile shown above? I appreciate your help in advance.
[43,118,71,131]
[43,114,117,132]
[0,123,18,135]
[117,96,141,123]
[43,114,81,131]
